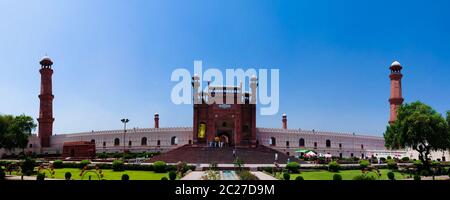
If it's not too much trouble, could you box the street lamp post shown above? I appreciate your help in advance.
[121,118,130,153]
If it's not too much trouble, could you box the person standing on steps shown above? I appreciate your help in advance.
[275,153,278,162]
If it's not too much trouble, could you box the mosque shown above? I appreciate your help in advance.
[5,56,447,162]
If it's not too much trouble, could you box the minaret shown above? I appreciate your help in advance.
[154,113,159,128]
[282,113,287,129]
[38,56,55,147]
[389,61,404,124]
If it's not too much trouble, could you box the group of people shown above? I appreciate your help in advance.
[208,135,229,148]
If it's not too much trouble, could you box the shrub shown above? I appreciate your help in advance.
[387,171,395,180]
[52,160,63,169]
[176,162,190,176]
[262,167,273,174]
[112,160,125,172]
[295,176,304,181]
[153,161,167,173]
[121,174,129,180]
[413,160,423,170]
[380,157,386,163]
[420,170,429,177]
[286,162,300,173]
[333,174,342,181]
[20,157,36,174]
[166,165,177,172]
[169,171,177,180]
[237,170,258,180]
[387,159,398,170]
[401,157,410,162]
[36,173,45,181]
[79,160,91,169]
[413,174,421,181]
[0,169,5,180]
[387,156,392,160]
[95,163,112,170]
[359,160,370,169]
[161,177,168,180]
[353,174,376,180]
[283,172,291,180]
[65,172,72,180]
[98,152,108,159]
[328,161,340,172]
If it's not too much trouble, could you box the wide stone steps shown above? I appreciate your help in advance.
[147,145,303,164]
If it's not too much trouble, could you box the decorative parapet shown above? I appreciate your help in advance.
[55,127,193,137]
[256,128,384,140]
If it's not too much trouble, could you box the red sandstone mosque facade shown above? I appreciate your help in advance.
[3,57,432,160]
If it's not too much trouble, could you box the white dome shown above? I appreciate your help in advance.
[282,113,287,116]
[391,61,401,67]
[154,112,159,115]
[41,55,51,61]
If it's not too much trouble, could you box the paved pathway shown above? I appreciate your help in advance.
[180,171,205,180]
[251,172,278,180]
[404,176,449,180]
[4,175,62,180]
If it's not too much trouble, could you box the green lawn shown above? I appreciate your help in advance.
[39,168,170,180]
[288,169,410,180]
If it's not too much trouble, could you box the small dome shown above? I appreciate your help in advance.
[41,55,52,61]
[282,113,287,117]
[39,55,53,66]
[154,112,159,116]
[391,61,401,67]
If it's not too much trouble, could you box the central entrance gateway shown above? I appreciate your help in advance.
[191,75,258,147]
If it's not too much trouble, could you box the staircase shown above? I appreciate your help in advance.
[147,145,303,164]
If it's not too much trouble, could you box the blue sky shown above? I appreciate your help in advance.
[0,0,449,136]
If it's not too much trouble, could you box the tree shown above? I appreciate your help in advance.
[8,115,36,150]
[0,115,14,149]
[0,114,36,151]
[384,101,450,171]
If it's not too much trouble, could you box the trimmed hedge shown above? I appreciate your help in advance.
[333,174,342,181]
[353,174,376,180]
[387,159,397,170]
[121,174,129,180]
[36,173,45,181]
[20,157,36,175]
[65,172,72,180]
[112,160,125,172]
[359,160,370,169]
[79,160,91,169]
[283,172,291,180]
[387,171,395,180]
[328,161,340,172]
[0,169,5,180]
[286,162,300,173]
[52,160,63,169]
[153,161,167,173]
[56,161,194,172]
[169,171,177,180]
